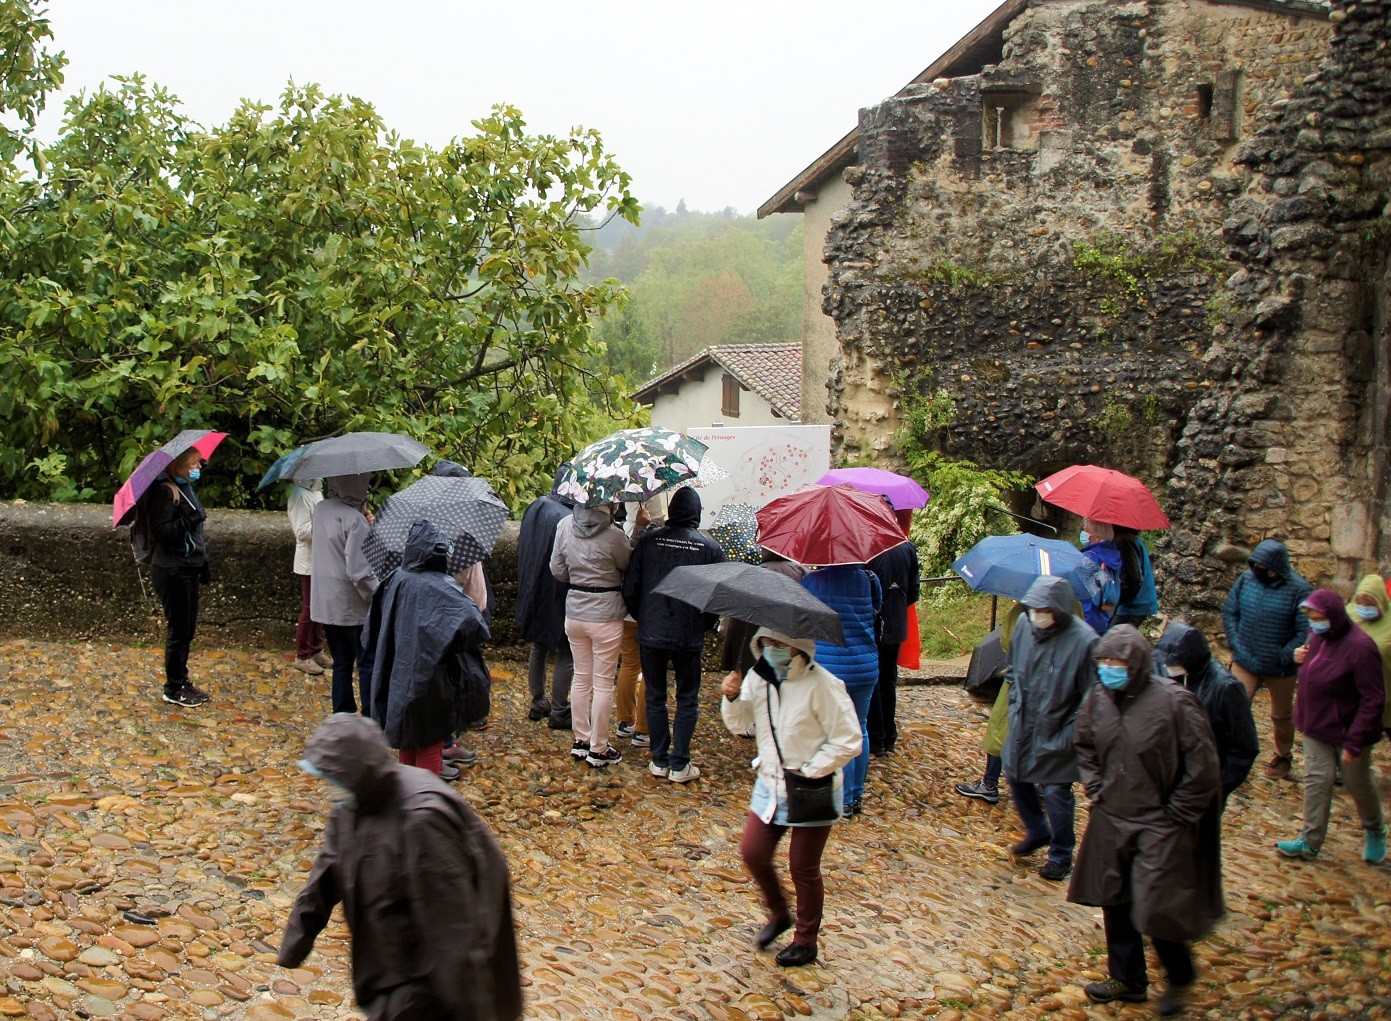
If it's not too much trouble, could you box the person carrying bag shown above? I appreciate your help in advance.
[721,627,862,968]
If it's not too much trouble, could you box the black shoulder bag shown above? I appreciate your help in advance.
[764,681,839,824]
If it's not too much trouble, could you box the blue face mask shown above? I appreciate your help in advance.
[1308,619,1332,634]
[1355,604,1381,621]
[762,646,793,670]
[1078,530,1091,546]
[1097,664,1131,690]
[186,468,201,483]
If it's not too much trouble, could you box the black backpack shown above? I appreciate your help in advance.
[129,482,180,565]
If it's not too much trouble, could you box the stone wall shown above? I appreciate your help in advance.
[0,503,523,649]
[820,0,1389,626]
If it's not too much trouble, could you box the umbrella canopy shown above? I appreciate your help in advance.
[257,445,310,489]
[1035,465,1170,531]
[652,562,845,645]
[756,484,909,567]
[362,475,509,578]
[555,427,707,508]
[709,503,761,565]
[112,430,228,528]
[952,534,1099,604]
[284,432,429,482]
[692,457,730,489]
[815,467,930,510]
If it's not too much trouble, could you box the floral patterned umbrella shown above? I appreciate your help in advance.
[555,428,708,508]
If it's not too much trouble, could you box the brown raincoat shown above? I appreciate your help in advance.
[1067,626,1224,943]
[279,715,522,1021]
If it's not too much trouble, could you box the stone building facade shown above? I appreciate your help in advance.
[818,0,1389,619]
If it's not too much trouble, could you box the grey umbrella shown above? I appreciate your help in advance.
[362,474,509,578]
[652,562,846,645]
[284,432,429,481]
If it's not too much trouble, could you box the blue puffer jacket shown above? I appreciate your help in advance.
[802,565,880,688]
[1222,539,1313,677]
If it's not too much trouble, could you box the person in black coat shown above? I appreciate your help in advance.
[515,467,574,729]
[622,487,724,783]
[866,536,920,756]
[145,448,213,708]
[1154,622,1260,811]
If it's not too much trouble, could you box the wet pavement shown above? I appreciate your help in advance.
[0,637,1388,1020]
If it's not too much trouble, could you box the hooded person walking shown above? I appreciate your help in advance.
[364,520,492,779]
[1350,573,1391,741]
[1003,575,1098,881]
[1222,539,1313,779]
[279,714,522,1021]
[311,474,379,714]
[1155,622,1259,809]
[1070,626,1222,1016]
[1275,589,1387,864]
[516,467,576,729]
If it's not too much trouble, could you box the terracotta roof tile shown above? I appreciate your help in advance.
[632,344,803,420]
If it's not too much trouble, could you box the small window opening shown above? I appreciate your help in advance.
[1196,84,1214,121]
[981,91,1040,151]
[721,374,742,418]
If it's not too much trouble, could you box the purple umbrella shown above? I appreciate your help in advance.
[815,467,930,511]
[112,430,228,528]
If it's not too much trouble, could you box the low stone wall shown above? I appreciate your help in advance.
[0,503,522,650]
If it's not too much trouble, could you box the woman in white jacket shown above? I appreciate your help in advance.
[721,627,862,967]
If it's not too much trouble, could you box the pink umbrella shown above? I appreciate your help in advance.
[112,430,227,527]
[1034,465,1170,531]
[815,467,930,510]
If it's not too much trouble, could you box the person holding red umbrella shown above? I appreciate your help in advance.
[147,446,214,708]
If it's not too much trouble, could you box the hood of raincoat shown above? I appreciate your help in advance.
[571,504,612,538]
[667,486,702,528]
[749,626,817,663]
[549,463,575,506]
[1095,624,1154,690]
[1356,573,1390,619]
[1023,575,1077,616]
[1300,587,1353,639]
[325,473,371,508]
[432,460,472,478]
[1155,621,1212,677]
[1249,539,1293,579]
[402,519,449,574]
[300,714,398,812]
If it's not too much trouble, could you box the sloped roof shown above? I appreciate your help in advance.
[758,0,1331,218]
[632,343,803,420]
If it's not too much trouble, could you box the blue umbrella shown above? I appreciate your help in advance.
[952,534,1099,604]
[257,445,310,489]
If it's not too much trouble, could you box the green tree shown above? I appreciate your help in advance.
[0,1,66,164]
[0,79,641,508]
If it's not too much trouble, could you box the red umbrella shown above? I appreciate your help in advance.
[756,484,908,566]
[1034,465,1170,531]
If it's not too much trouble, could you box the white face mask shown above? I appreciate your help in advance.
[1166,664,1189,683]
[1030,609,1056,630]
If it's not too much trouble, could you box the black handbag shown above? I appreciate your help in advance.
[764,682,839,824]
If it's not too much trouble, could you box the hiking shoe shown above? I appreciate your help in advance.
[669,764,701,783]
[466,717,489,731]
[443,745,478,765]
[547,715,573,731]
[1275,837,1319,859]
[648,761,670,779]
[1156,981,1193,1017]
[1011,834,1050,857]
[955,780,1001,804]
[291,657,324,675]
[616,722,636,740]
[527,704,550,722]
[1263,754,1293,780]
[569,740,590,760]
[439,764,461,782]
[630,732,651,747]
[775,942,818,968]
[587,746,622,768]
[1038,860,1072,882]
[312,652,333,668]
[162,684,208,708]
[850,796,864,815]
[1365,825,1388,864]
[1085,978,1146,1004]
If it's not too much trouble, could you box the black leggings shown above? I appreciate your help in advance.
[153,565,202,691]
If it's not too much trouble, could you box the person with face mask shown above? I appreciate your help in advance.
[311,474,379,715]
[145,447,213,707]
[287,479,330,676]
[1077,520,1122,635]
[1221,539,1314,780]
[279,714,522,1021]
[1002,576,1099,881]
[1275,590,1386,863]
[1349,574,1391,741]
[1070,626,1222,1016]
[1154,622,1259,810]
[720,628,863,968]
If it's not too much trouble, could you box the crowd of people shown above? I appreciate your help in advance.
[132,450,1391,1018]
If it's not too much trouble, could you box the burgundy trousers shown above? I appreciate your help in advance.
[739,811,833,948]
[295,574,324,661]
[399,743,444,776]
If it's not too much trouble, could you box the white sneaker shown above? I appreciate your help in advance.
[669,764,701,784]
[630,732,651,747]
[648,761,669,778]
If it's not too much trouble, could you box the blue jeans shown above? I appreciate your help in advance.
[983,753,1003,788]
[324,624,373,715]
[1007,776,1076,867]
[841,680,877,807]
[640,645,702,772]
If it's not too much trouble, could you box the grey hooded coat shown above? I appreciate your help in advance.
[1002,576,1098,785]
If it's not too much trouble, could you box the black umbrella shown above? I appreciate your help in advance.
[284,432,429,481]
[652,562,846,646]
[362,474,508,578]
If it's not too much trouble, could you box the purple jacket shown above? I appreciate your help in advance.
[1293,589,1385,757]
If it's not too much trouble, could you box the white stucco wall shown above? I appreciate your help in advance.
[646,367,787,433]
[798,173,853,425]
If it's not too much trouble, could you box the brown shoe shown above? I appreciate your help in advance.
[292,657,325,676]
[312,652,333,668]
[1262,754,1292,780]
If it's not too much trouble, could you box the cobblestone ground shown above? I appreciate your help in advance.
[1,638,1390,1021]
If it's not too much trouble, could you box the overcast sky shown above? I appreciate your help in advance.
[37,1,1003,214]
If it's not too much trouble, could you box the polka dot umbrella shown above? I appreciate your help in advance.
[709,503,761,564]
[362,474,509,579]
